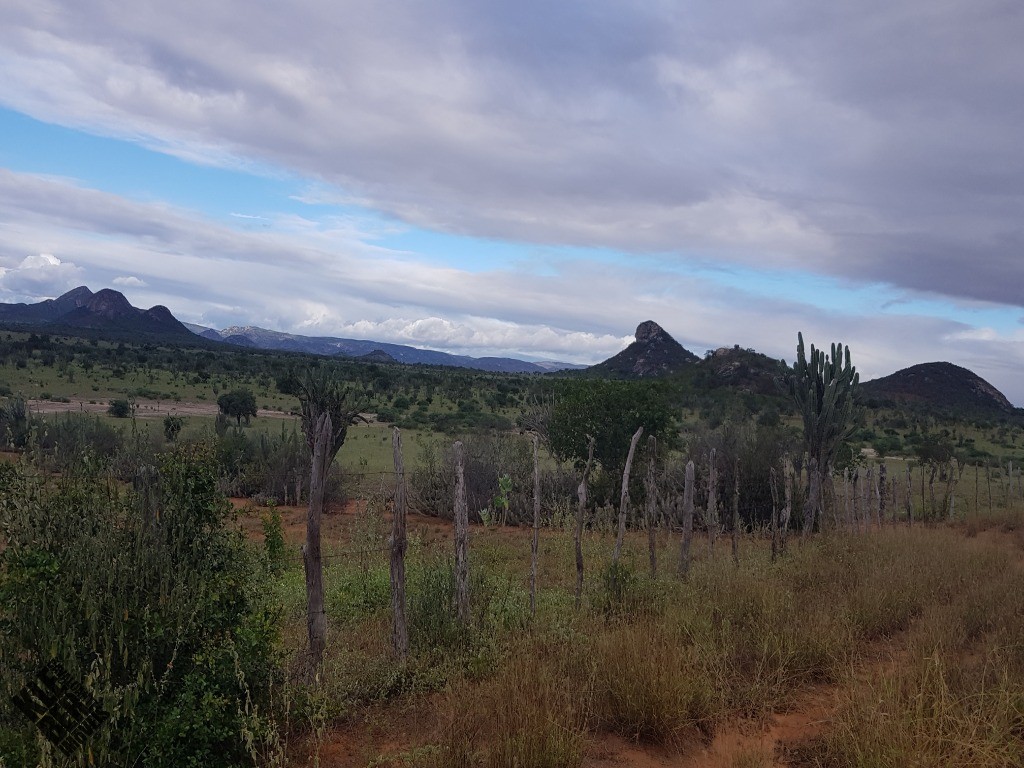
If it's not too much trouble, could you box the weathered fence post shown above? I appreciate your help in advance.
[390,428,408,658]
[454,440,469,624]
[530,433,540,618]
[770,466,780,562]
[844,468,851,532]
[613,426,644,566]
[679,459,695,577]
[781,456,793,554]
[877,465,886,529]
[731,458,740,566]
[805,457,820,537]
[707,448,719,554]
[575,437,595,609]
[947,457,960,520]
[645,435,658,578]
[906,465,913,527]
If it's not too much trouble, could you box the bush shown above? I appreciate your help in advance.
[107,398,132,418]
[0,443,280,767]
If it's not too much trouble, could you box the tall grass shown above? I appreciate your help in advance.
[271,517,1024,766]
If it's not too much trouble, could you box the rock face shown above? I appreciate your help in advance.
[590,321,699,378]
[861,362,1016,416]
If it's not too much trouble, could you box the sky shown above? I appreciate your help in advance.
[1,1,1024,402]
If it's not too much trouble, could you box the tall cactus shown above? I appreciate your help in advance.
[789,333,860,532]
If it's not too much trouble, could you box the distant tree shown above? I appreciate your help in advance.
[108,398,133,418]
[279,365,366,669]
[217,388,257,425]
[163,414,184,442]
[787,333,859,533]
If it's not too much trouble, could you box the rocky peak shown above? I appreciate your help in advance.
[634,320,667,344]
[85,289,135,319]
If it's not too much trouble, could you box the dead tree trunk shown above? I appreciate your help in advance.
[679,460,695,577]
[613,426,644,566]
[454,440,469,624]
[645,435,658,578]
[530,433,540,618]
[390,428,408,659]
[575,437,595,609]
[303,412,332,668]
[731,458,740,566]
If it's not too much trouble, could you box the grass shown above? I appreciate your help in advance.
[261,502,1024,766]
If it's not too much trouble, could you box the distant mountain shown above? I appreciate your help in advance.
[208,325,583,373]
[0,285,94,323]
[0,286,193,338]
[588,321,699,378]
[861,362,1016,418]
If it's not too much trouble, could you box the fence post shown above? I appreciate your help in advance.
[679,459,695,577]
[707,448,718,554]
[454,441,469,624]
[575,437,595,609]
[731,458,740,566]
[530,433,540,618]
[646,435,658,578]
[390,428,408,658]
[613,426,644,566]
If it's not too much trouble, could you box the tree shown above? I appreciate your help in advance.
[788,333,859,533]
[163,414,184,442]
[279,366,366,668]
[217,388,257,425]
[108,398,133,418]
[546,380,673,502]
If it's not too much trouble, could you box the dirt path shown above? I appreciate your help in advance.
[26,397,295,420]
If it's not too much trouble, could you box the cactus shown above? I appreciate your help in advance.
[789,333,860,532]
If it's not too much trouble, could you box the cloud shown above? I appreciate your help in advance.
[112,275,147,287]
[0,252,83,301]
[0,1,1021,308]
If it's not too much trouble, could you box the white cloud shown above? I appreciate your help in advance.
[112,275,147,287]
[0,252,83,301]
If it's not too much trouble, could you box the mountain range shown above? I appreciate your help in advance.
[0,286,1018,417]
[0,286,582,373]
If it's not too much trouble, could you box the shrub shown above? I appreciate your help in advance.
[107,398,132,418]
[0,443,280,767]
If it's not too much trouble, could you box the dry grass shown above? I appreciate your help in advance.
[276,512,1024,767]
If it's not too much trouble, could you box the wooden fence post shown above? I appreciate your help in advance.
[878,464,887,528]
[454,441,469,624]
[530,433,540,618]
[679,459,695,577]
[781,456,793,554]
[645,435,658,578]
[390,428,409,658]
[575,437,595,609]
[613,426,644,566]
[770,466,780,562]
[707,448,718,554]
[731,457,740,566]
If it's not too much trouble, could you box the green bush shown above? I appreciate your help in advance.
[0,443,280,767]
